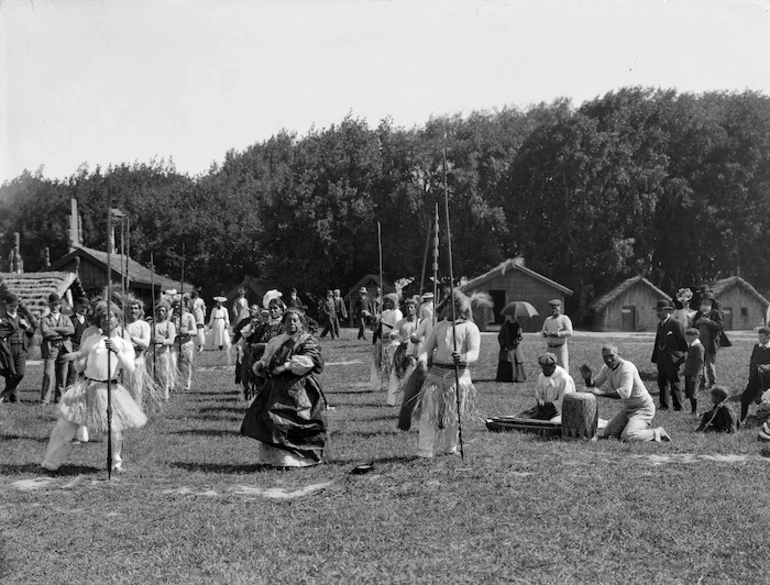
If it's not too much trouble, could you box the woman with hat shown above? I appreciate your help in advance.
[240,307,328,467]
[208,296,231,352]
[496,313,526,383]
[41,300,146,473]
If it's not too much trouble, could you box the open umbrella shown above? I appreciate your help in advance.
[501,301,539,319]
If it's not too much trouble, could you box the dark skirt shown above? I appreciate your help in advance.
[240,372,328,464]
[496,346,526,383]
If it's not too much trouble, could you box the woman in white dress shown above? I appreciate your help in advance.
[190,290,207,352]
[371,293,402,391]
[208,296,231,351]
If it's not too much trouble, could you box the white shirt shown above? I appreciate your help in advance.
[535,365,575,407]
[593,358,650,401]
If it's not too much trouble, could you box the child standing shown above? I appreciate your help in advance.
[683,327,705,414]
[696,386,738,433]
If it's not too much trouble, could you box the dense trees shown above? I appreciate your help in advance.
[1,88,768,318]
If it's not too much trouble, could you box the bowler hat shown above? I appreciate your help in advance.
[701,291,715,301]
[655,299,674,311]
[48,292,61,304]
[359,287,367,294]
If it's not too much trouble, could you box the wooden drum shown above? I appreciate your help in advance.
[561,392,598,440]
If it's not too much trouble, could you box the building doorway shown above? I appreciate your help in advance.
[621,306,636,331]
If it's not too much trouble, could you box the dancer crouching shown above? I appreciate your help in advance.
[41,301,147,474]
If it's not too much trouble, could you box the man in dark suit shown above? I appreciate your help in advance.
[652,298,688,411]
[40,292,74,405]
[352,287,373,341]
[0,293,36,404]
[693,291,725,389]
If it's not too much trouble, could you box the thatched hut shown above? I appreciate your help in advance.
[0,271,86,319]
[710,276,769,330]
[588,276,670,332]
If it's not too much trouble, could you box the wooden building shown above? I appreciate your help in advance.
[49,245,191,308]
[588,276,670,332]
[460,259,573,332]
[710,276,769,330]
[343,274,395,327]
[0,271,87,319]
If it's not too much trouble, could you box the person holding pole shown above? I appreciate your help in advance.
[41,300,146,474]
[172,297,197,391]
[414,289,485,458]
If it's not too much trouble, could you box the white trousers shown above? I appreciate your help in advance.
[41,418,123,471]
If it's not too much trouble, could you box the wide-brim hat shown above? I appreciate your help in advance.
[213,296,227,302]
[655,299,674,311]
[164,289,178,296]
[701,291,715,301]
[420,292,434,301]
[548,299,561,307]
[262,289,283,309]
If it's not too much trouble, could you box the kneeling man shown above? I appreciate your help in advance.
[580,344,671,442]
[518,352,575,422]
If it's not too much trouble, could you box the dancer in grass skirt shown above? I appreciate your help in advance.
[240,307,328,467]
[41,300,146,473]
[388,297,419,407]
[414,289,489,458]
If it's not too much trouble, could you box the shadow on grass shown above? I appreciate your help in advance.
[167,414,243,422]
[169,461,268,474]
[326,389,378,396]
[0,433,50,443]
[169,429,241,437]
[0,463,101,476]
[196,406,246,414]
[187,390,241,396]
[331,429,399,438]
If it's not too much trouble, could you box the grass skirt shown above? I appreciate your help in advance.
[58,378,148,433]
[416,367,477,428]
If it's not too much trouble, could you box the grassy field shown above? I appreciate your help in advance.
[1,329,769,584]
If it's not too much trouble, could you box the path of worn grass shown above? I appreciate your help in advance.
[1,330,768,584]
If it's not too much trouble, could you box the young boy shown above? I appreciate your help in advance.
[696,386,738,433]
[683,327,705,414]
[739,326,770,423]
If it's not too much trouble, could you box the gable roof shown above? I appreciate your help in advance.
[588,276,671,311]
[0,271,86,318]
[460,258,573,295]
[225,276,274,304]
[343,274,395,301]
[711,276,770,308]
[49,245,191,293]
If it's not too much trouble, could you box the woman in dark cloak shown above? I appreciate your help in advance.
[240,307,328,467]
[495,315,526,382]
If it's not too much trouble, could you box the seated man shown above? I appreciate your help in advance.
[739,326,770,423]
[580,344,671,443]
[517,352,575,422]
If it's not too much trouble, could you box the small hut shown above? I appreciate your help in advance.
[460,259,573,332]
[588,276,670,332]
[49,245,191,308]
[710,276,769,330]
[0,271,87,319]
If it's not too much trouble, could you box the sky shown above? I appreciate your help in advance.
[1,0,769,183]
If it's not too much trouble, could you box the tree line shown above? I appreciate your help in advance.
[1,87,768,320]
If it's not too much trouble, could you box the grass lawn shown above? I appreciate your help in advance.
[1,329,769,584]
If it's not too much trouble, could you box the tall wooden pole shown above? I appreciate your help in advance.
[432,202,439,327]
[106,185,114,480]
[442,149,464,461]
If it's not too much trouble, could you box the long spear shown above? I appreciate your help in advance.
[419,216,431,297]
[177,243,185,385]
[377,221,385,391]
[442,149,464,461]
[432,202,439,328]
[150,253,157,380]
[106,185,114,480]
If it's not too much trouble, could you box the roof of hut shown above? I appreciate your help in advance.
[710,276,770,308]
[588,276,671,311]
[0,271,86,318]
[461,258,573,295]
